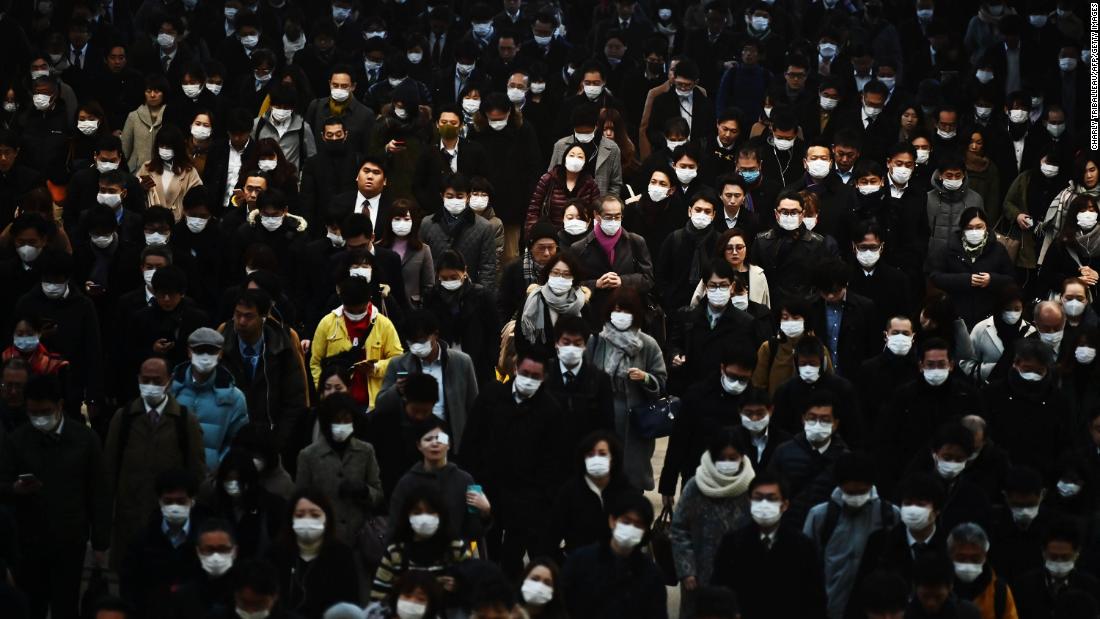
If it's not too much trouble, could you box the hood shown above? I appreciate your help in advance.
[171,363,240,399]
[829,485,880,507]
[930,170,969,200]
[246,208,308,232]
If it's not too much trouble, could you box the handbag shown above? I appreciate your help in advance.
[355,515,390,573]
[629,395,680,439]
[649,507,679,586]
[994,217,1021,262]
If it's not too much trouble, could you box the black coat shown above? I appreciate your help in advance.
[169,219,228,315]
[120,508,207,619]
[545,475,639,562]
[858,524,948,589]
[63,166,145,234]
[926,236,1015,329]
[363,389,427,500]
[467,120,542,226]
[903,455,994,534]
[543,360,615,483]
[711,522,827,619]
[0,164,45,230]
[783,173,858,250]
[669,301,764,393]
[412,138,491,216]
[768,433,849,527]
[299,144,362,226]
[989,506,1050,588]
[751,227,831,307]
[13,287,104,408]
[646,87,717,147]
[1012,566,1100,619]
[983,375,1071,482]
[808,291,879,378]
[570,231,656,326]
[623,196,687,261]
[201,139,256,213]
[562,542,668,619]
[127,298,211,385]
[659,375,749,496]
[848,262,913,329]
[266,542,358,619]
[421,282,499,386]
[856,350,919,430]
[655,223,716,313]
[772,372,865,448]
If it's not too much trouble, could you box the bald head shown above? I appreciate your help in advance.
[1034,301,1066,332]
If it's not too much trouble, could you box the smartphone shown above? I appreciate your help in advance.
[467,484,483,514]
[396,370,409,377]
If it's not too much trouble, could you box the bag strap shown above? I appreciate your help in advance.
[994,577,1007,619]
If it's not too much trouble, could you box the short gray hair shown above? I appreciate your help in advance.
[948,522,990,552]
[1033,300,1066,325]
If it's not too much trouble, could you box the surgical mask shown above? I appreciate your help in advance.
[732,293,749,310]
[192,353,219,374]
[857,183,881,196]
[572,130,596,144]
[803,217,818,231]
[348,268,371,283]
[332,6,352,21]
[200,552,234,576]
[2,101,15,113]
[14,335,40,352]
[97,192,122,208]
[186,216,209,233]
[236,608,269,619]
[330,87,350,102]
[937,127,957,140]
[750,16,770,30]
[807,159,831,178]
[1039,330,1063,347]
[819,95,838,111]
[563,219,588,235]
[534,34,552,46]
[900,505,932,529]
[393,105,408,118]
[326,231,344,247]
[29,412,58,433]
[916,149,931,164]
[780,319,804,338]
[863,104,883,119]
[954,562,983,582]
[942,177,964,192]
[599,218,622,236]
[191,125,211,140]
[521,579,554,606]
[260,215,284,231]
[392,219,413,236]
[270,107,292,122]
[514,375,542,398]
[408,513,440,537]
[741,414,769,433]
[292,517,325,542]
[139,383,167,405]
[547,276,573,295]
[934,455,966,479]
[804,419,832,442]
[564,156,585,173]
[365,31,387,40]
[456,62,475,75]
[690,211,713,230]
[1064,299,1086,317]
[612,522,644,548]
[557,344,584,367]
[843,491,872,509]
[32,94,52,110]
[224,7,239,19]
[461,98,480,114]
[819,43,838,58]
[741,169,760,183]
[773,137,795,151]
[1010,505,1040,525]
[161,503,191,525]
[583,84,604,100]
[507,87,527,103]
[1075,346,1096,364]
[922,367,950,386]
[721,374,747,395]
[488,119,508,131]
[530,82,546,94]
[1007,109,1029,124]
[666,138,686,151]
[1046,559,1075,578]
[240,34,259,48]
[1041,162,1061,177]
[406,52,423,65]
[158,147,174,161]
[443,197,467,215]
[975,69,994,84]
[750,499,782,526]
[715,459,742,476]
[798,365,821,384]
[1059,57,1077,72]
[974,106,993,120]
[777,213,801,231]
[879,77,896,90]
[964,229,986,245]
[1056,481,1081,497]
[647,184,669,202]
[143,269,157,287]
[1001,310,1022,325]
[181,83,204,100]
[409,340,433,359]
[469,196,489,212]
[42,281,66,298]
[206,82,223,95]
[585,455,610,477]
[886,334,913,356]
[439,279,463,291]
[77,119,99,135]
[396,599,426,619]
[609,311,633,331]
[1029,14,1048,27]
[331,423,354,443]
[1077,212,1097,229]
[96,159,119,173]
[857,249,881,269]
[889,166,912,185]
[364,60,383,73]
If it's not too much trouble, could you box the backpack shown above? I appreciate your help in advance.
[115,405,190,480]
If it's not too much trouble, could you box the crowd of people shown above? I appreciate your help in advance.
[0,0,1097,618]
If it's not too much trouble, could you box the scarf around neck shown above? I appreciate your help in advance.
[695,451,755,498]
[598,323,642,388]
[519,284,585,343]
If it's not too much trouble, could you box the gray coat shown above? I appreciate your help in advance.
[252,111,317,170]
[120,104,164,173]
[396,244,435,306]
[803,488,899,619]
[549,135,624,196]
[296,436,384,544]
[926,171,985,257]
[669,478,749,585]
[419,210,498,292]
[378,347,479,455]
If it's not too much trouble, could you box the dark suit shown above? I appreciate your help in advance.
[299,144,361,226]
[808,291,879,378]
[543,360,615,484]
[330,189,394,232]
[848,262,912,328]
[645,87,717,149]
[413,138,491,216]
[201,139,256,213]
[430,66,488,107]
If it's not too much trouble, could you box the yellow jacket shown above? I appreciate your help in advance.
[310,305,403,408]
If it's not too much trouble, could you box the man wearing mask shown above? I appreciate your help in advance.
[0,375,110,619]
[1011,520,1100,619]
[460,351,560,577]
[301,118,365,228]
[64,136,145,232]
[926,155,985,254]
[857,473,948,588]
[946,522,1021,618]
[711,473,826,619]
[303,66,375,148]
[856,316,919,421]
[646,59,717,148]
[419,172,499,292]
[230,189,308,283]
[415,105,490,215]
[807,258,879,379]
[378,310,479,458]
[847,221,913,327]
[987,466,1049,586]
[989,91,1040,183]
[1031,301,1066,358]
[750,192,829,310]
[751,106,804,189]
[924,423,993,534]
[931,106,962,166]
[3,213,56,315]
[128,266,211,379]
[104,357,206,569]
[830,80,893,164]
[170,328,249,470]
[430,41,486,106]
[734,144,781,220]
[738,388,790,470]
[784,141,856,249]
[170,520,241,618]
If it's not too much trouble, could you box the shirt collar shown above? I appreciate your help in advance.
[560,359,582,375]
[144,395,169,415]
[907,524,936,547]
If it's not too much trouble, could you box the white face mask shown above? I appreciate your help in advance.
[954,562,983,582]
[691,212,714,230]
[1001,310,1022,325]
[1007,109,1029,124]
[182,83,203,98]
[1010,505,1040,525]
[900,504,932,530]
[139,383,167,405]
[326,231,345,247]
[584,454,610,477]
[42,281,67,299]
[199,552,234,576]
[32,94,52,110]
[804,419,832,443]
[393,105,409,119]
[819,95,839,111]
[329,87,350,102]
[161,503,191,525]
[439,278,463,291]
[546,276,573,295]
[798,365,821,384]
[1077,212,1098,229]
[96,159,119,173]
[158,147,174,161]
[17,244,41,263]
[488,118,508,131]
[803,216,818,231]
[1056,481,1081,497]
[506,87,527,103]
[779,319,804,338]
[408,340,433,359]
[857,183,882,196]
[443,197,467,215]
[392,219,413,236]
[750,499,782,526]
[256,158,278,172]
[666,138,687,151]
[206,82,223,95]
[647,184,669,202]
[583,84,604,100]
[564,155,585,173]
[773,137,795,151]
[916,148,931,164]
[714,459,742,476]
[97,192,122,208]
[750,16,770,30]
[599,218,622,236]
[29,412,59,432]
[330,423,354,442]
[963,229,986,246]
[937,128,957,140]
[856,248,881,269]
[270,107,292,123]
[721,374,748,395]
[563,218,588,235]
[77,119,99,135]
[513,375,543,398]
[777,213,801,231]
[609,311,633,330]
[675,167,698,184]
[406,52,423,65]
[409,513,440,537]
[192,353,219,374]
[343,304,369,320]
[292,517,325,542]
[468,195,490,212]
[863,103,883,119]
[741,414,769,433]
[396,599,427,619]
[1075,346,1096,364]
[240,34,259,48]
[259,215,284,231]
[890,166,913,184]
[456,63,476,75]
[806,159,831,179]
[191,124,212,140]
[521,579,554,606]
[1064,299,1086,317]
[886,334,913,356]
[942,177,963,191]
[530,82,546,94]
[236,607,270,619]
[557,344,584,367]
[612,521,644,549]
[1039,330,1063,348]
[707,285,731,308]
[934,454,966,479]
[462,98,481,114]
[1046,559,1075,578]
[1040,162,1061,178]
[923,367,949,386]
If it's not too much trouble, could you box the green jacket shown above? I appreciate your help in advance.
[1002,170,1037,268]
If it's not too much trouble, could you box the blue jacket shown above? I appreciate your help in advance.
[170,363,249,468]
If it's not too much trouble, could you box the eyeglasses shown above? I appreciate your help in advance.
[705,283,731,292]
[549,269,572,278]
[785,71,807,79]
[776,209,802,217]
[599,214,623,221]
[725,244,746,253]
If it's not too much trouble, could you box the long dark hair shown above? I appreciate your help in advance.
[1059,195,1099,246]
[392,486,458,555]
[376,198,424,250]
[242,137,298,185]
[277,490,337,553]
[519,557,567,614]
[215,450,262,510]
[146,125,194,174]
[575,430,624,480]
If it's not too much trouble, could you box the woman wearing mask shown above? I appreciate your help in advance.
[499,222,560,323]
[199,450,286,558]
[910,132,935,190]
[230,424,295,500]
[689,228,771,308]
[963,127,1001,220]
[525,144,601,232]
[670,429,754,617]
[468,176,504,271]
[185,111,215,176]
[558,200,592,248]
[241,137,301,211]
[927,208,1015,328]
[589,288,668,491]
[267,491,359,617]
[962,285,1036,383]
[457,84,483,136]
[1060,330,1100,437]
[751,299,832,395]
[371,487,471,603]
[1039,153,1100,263]
[388,419,490,545]
[622,166,682,257]
[121,75,168,173]
[2,317,69,378]
[69,101,109,171]
[296,393,383,546]
[377,200,435,308]
[601,107,641,190]
[545,431,639,561]
[137,126,203,220]
[422,250,500,386]
[1002,148,1068,282]
[1038,195,1100,298]
[518,558,568,619]
[517,251,591,348]
[364,571,445,619]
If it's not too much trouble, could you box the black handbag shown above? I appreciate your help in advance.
[649,507,679,586]
[629,395,680,439]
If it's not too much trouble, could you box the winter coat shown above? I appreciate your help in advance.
[419,209,499,291]
[310,305,403,408]
[548,135,624,196]
[982,375,1071,482]
[1038,237,1100,299]
[570,230,657,323]
[251,111,317,169]
[137,161,204,220]
[750,226,831,307]
[655,222,717,313]
[772,372,865,448]
[926,172,986,256]
[267,542,358,618]
[808,291,880,378]
[668,301,764,392]
[378,347,479,455]
[1038,182,1100,264]
[387,462,484,543]
[768,434,849,526]
[545,475,640,562]
[296,436,384,544]
[421,282,500,386]
[669,478,750,585]
[170,364,249,469]
[525,167,601,232]
[121,104,165,173]
[927,235,1015,328]
[659,375,751,496]
[751,333,834,396]
[962,316,1037,383]
[468,118,542,225]
[1000,170,1045,268]
[562,542,669,619]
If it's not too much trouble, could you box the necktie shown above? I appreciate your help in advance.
[148,408,161,427]
[762,535,772,551]
[73,49,82,69]
[564,370,575,386]
[432,38,442,65]
[162,54,171,72]
[244,345,257,378]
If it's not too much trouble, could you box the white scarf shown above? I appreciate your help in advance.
[694,451,755,499]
